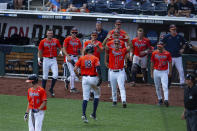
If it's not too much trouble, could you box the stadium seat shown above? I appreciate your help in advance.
[154,3,167,16]
[140,2,155,15]
[93,0,109,13]
[194,4,197,15]
[150,0,164,4]
[108,0,125,14]
[124,1,141,14]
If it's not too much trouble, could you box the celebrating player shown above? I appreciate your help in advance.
[151,41,172,107]
[24,74,47,131]
[105,39,131,108]
[63,27,82,93]
[130,28,151,86]
[74,44,102,123]
[38,29,62,97]
[162,24,187,88]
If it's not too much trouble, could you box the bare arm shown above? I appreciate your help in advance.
[102,34,111,47]
[63,46,71,62]
[38,101,47,110]
[25,103,30,113]
[38,50,43,66]
[74,66,80,78]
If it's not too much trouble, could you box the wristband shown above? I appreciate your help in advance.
[38,57,41,62]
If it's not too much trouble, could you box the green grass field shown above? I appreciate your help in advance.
[0,95,186,131]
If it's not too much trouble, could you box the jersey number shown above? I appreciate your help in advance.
[85,60,92,68]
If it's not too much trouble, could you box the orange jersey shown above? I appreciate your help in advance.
[132,37,151,57]
[83,40,103,60]
[151,50,172,70]
[108,47,127,70]
[108,29,128,42]
[106,39,126,50]
[38,38,61,57]
[27,86,47,110]
[63,36,82,55]
[75,54,100,76]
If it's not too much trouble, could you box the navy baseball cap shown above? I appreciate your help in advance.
[169,24,176,29]
[71,27,78,33]
[186,73,195,81]
[91,30,98,35]
[115,20,122,24]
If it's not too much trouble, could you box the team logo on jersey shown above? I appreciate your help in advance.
[112,50,122,56]
[29,92,39,96]
[70,41,79,46]
[44,42,56,47]
[134,42,146,48]
[155,54,167,60]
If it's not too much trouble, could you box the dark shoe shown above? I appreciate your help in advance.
[164,100,169,107]
[90,114,97,120]
[130,82,136,87]
[122,101,127,108]
[64,80,70,90]
[158,99,163,106]
[81,115,88,123]
[49,89,55,97]
[112,102,117,106]
[70,88,79,93]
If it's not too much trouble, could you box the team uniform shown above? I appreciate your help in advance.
[151,50,172,104]
[108,47,128,106]
[27,86,47,131]
[63,36,82,92]
[83,40,103,60]
[162,33,187,87]
[38,38,61,95]
[131,37,151,83]
[75,53,101,122]
[108,29,129,43]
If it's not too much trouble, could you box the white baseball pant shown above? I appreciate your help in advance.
[153,69,169,101]
[43,57,58,80]
[82,76,100,101]
[66,55,78,90]
[132,55,148,68]
[109,69,126,102]
[28,110,45,131]
[172,57,185,84]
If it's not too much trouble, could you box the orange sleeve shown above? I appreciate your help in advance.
[167,52,172,62]
[98,41,103,48]
[83,41,88,49]
[95,57,100,67]
[27,88,30,101]
[38,40,44,50]
[121,41,126,49]
[63,37,69,48]
[41,89,47,101]
[75,57,82,67]
[56,39,61,48]
[78,39,82,49]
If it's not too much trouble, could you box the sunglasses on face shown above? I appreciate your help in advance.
[92,35,97,36]
[72,32,78,34]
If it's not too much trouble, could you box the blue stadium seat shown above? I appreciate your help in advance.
[108,0,125,14]
[93,0,109,13]
[140,2,155,15]
[154,3,167,16]
[124,1,141,14]
[194,4,197,15]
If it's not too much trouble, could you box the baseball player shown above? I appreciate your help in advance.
[162,24,187,88]
[38,29,62,97]
[103,19,130,46]
[74,44,102,123]
[130,28,151,86]
[83,31,103,99]
[105,38,131,108]
[24,74,47,131]
[151,41,172,107]
[63,27,82,93]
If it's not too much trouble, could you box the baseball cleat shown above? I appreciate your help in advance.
[112,102,117,106]
[49,89,55,97]
[130,82,136,87]
[164,100,169,107]
[64,80,70,90]
[70,88,79,93]
[82,115,88,123]
[90,114,97,120]
[122,101,127,108]
[158,99,163,106]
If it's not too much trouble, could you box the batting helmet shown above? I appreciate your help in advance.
[85,44,94,54]
[26,74,38,84]
[186,73,195,83]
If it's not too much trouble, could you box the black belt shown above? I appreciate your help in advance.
[82,75,97,77]
[110,69,123,72]
[69,55,77,57]
[47,57,55,59]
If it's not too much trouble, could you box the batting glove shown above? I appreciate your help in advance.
[24,112,28,121]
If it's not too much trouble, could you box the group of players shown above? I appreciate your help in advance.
[24,20,196,130]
